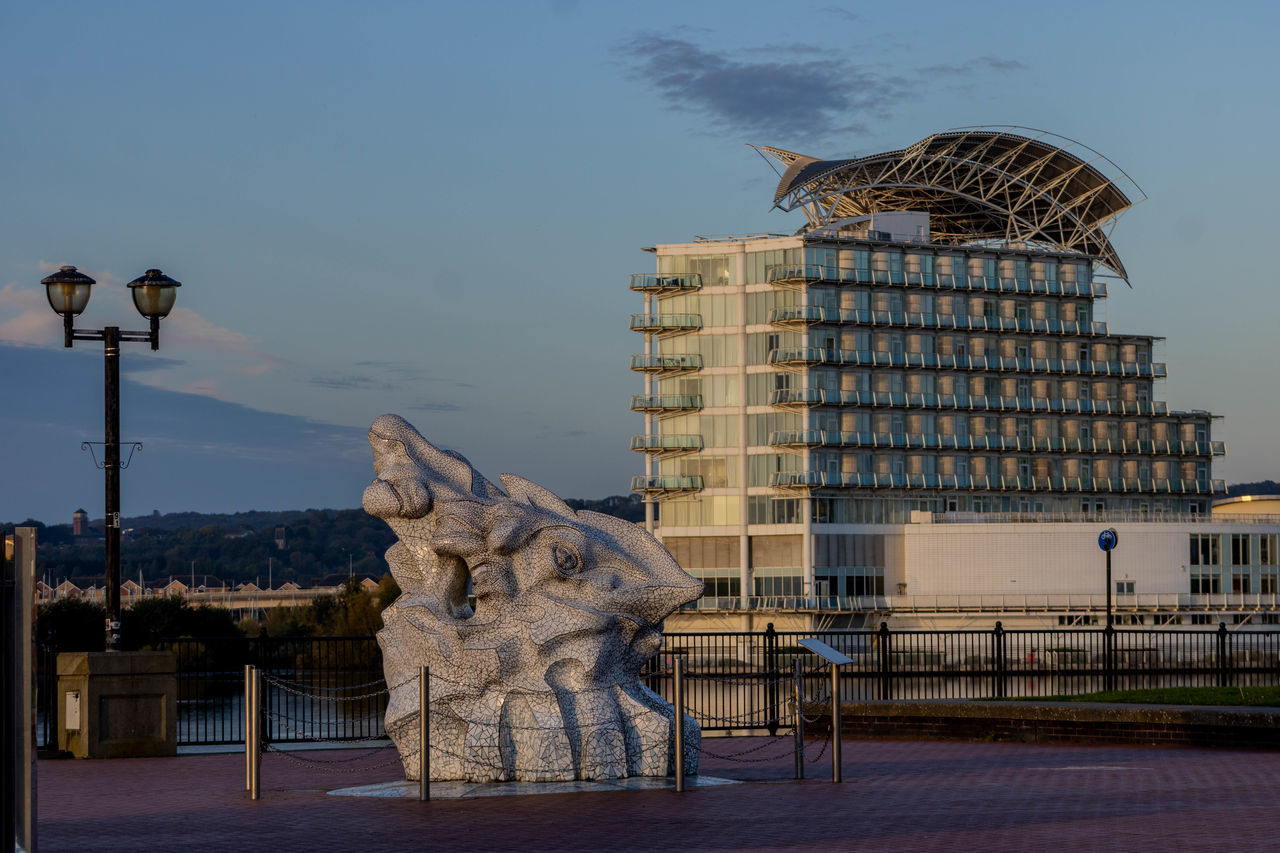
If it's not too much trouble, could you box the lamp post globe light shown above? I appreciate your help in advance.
[42,265,182,651]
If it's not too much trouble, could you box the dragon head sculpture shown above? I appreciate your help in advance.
[363,414,702,782]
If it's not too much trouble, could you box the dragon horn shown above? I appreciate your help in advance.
[499,473,575,519]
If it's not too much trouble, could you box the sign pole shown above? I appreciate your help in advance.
[1098,528,1118,692]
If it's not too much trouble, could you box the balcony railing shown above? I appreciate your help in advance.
[767,430,1226,457]
[767,348,1167,378]
[765,264,1107,298]
[767,388,1173,417]
[630,394,703,413]
[630,434,705,453]
[630,475,704,495]
[769,471,1226,494]
[768,306,1110,337]
[768,387,827,407]
[672,592,1280,614]
[629,273,703,293]
[629,353,703,373]
[630,313,703,333]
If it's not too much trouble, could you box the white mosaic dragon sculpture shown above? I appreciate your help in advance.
[363,414,702,783]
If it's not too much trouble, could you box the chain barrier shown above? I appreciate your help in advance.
[698,736,795,764]
[249,661,842,787]
[262,709,390,743]
[260,673,388,693]
[798,690,833,724]
[261,676,391,703]
[688,672,785,687]
[263,744,408,774]
[691,708,786,726]
[806,730,832,763]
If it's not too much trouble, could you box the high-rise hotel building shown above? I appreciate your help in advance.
[629,129,1234,623]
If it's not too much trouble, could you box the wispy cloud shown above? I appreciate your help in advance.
[0,281,62,344]
[0,264,288,375]
[408,401,462,413]
[919,57,1025,76]
[817,5,859,23]
[621,35,1025,146]
[309,375,399,391]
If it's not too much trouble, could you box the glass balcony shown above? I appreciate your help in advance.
[770,471,1226,494]
[629,273,703,293]
[630,475,704,494]
[630,353,703,373]
[630,434,704,453]
[767,348,1166,378]
[766,431,1227,457]
[630,313,703,333]
[767,306,828,326]
[630,394,703,413]
[765,264,1106,298]
[768,388,826,406]
[768,307,1110,337]
[766,388,1175,417]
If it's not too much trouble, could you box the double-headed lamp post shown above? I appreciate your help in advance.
[42,265,181,651]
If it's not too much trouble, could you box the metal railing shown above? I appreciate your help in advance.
[766,430,1224,457]
[32,623,1280,748]
[27,617,1280,742]
[629,353,703,372]
[159,636,386,746]
[645,623,1280,732]
[765,264,1107,298]
[768,306,1111,338]
[678,592,1280,614]
[629,313,703,332]
[768,388,1172,416]
[629,273,703,292]
[768,348,1167,378]
[768,470,1224,495]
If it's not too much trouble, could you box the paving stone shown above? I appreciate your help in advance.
[36,736,1280,852]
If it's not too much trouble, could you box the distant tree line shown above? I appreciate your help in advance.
[1227,481,1280,497]
[37,575,402,653]
[6,494,644,587]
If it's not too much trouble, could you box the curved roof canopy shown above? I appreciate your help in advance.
[755,127,1144,281]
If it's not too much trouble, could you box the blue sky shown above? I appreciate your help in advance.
[2,0,1277,524]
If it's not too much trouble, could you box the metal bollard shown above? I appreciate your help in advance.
[830,661,842,783]
[244,665,253,792]
[793,658,804,780]
[250,667,261,800]
[673,656,685,793]
[419,665,430,802]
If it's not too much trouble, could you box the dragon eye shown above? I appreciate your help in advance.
[551,543,580,574]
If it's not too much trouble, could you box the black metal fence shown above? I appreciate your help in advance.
[162,636,387,745]
[32,624,1280,747]
[34,636,386,749]
[644,623,1280,733]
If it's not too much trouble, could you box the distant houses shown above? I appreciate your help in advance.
[36,573,381,606]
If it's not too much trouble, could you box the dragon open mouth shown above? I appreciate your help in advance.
[435,552,475,620]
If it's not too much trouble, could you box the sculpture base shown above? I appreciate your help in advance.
[328,775,739,800]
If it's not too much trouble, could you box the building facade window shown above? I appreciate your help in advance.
[1190,571,1221,594]
[1261,534,1278,566]
[1231,534,1251,566]
[1190,533,1220,566]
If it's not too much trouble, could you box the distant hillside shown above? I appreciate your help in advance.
[120,508,315,532]
[6,494,645,586]
[1227,481,1280,497]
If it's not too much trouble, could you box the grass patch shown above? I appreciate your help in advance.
[999,686,1280,706]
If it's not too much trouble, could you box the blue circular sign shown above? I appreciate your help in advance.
[1098,528,1118,551]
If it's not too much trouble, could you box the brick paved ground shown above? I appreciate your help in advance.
[36,736,1280,852]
